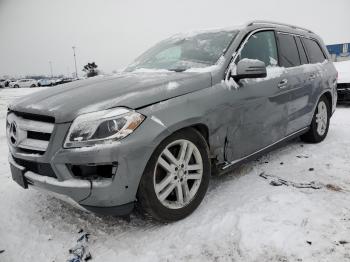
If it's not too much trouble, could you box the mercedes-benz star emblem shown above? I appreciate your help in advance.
[9,121,18,146]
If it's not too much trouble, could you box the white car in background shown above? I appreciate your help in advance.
[9,79,38,88]
[334,60,350,102]
[37,78,54,87]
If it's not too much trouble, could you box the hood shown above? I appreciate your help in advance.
[9,71,212,123]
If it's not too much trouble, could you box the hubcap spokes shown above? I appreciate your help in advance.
[316,101,327,136]
[154,139,203,209]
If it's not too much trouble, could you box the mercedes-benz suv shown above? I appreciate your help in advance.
[6,21,337,222]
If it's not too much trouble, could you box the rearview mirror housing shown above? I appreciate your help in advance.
[233,59,267,81]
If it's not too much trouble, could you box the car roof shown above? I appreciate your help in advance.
[244,20,318,39]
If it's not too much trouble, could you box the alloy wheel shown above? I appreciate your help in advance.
[316,100,328,136]
[153,139,203,209]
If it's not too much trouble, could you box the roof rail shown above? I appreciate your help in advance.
[246,20,314,34]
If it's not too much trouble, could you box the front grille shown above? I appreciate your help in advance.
[6,111,55,155]
[10,111,55,123]
[13,156,57,178]
[27,131,51,141]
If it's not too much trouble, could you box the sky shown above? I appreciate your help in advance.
[0,0,349,78]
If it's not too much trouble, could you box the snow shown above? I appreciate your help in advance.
[167,81,180,90]
[1,88,350,261]
[169,26,241,40]
[334,60,350,84]
[24,172,91,188]
[265,66,286,78]
[185,64,219,73]
[130,68,172,73]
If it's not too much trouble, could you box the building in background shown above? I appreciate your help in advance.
[327,43,350,62]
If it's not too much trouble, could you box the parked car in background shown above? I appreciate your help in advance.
[7,21,337,222]
[7,80,16,87]
[52,78,74,86]
[9,79,37,88]
[0,79,5,88]
[38,79,54,87]
[4,79,12,87]
[334,60,350,102]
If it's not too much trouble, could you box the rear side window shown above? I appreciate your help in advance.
[277,33,300,67]
[295,37,308,65]
[302,38,326,63]
[239,31,278,66]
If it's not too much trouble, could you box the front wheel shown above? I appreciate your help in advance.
[301,96,330,143]
[137,128,210,222]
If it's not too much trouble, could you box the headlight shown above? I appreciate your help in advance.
[64,107,145,148]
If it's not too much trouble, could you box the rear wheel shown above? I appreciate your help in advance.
[14,84,19,88]
[137,128,210,222]
[30,84,36,88]
[301,96,330,143]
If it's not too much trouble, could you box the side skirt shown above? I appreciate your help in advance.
[219,127,309,174]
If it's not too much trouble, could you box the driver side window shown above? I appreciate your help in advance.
[239,31,278,67]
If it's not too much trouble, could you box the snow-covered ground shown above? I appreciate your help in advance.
[0,88,350,262]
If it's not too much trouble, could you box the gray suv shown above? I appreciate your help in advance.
[6,21,337,222]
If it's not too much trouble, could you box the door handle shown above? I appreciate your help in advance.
[278,79,288,89]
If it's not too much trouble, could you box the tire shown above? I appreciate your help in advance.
[14,85,19,88]
[137,128,210,222]
[301,96,330,143]
[30,84,36,88]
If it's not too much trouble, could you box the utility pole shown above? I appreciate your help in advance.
[49,61,53,78]
[72,46,78,78]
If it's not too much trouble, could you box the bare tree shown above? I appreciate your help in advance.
[82,62,98,77]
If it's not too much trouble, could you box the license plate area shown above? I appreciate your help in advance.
[10,163,28,189]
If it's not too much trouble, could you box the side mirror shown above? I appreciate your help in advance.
[233,59,267,81]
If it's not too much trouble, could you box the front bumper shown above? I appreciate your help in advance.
[9,154,135,216]
[8,117,170,216]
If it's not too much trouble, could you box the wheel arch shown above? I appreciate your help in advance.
[191,124,209,148]
[311,90,333,119]
[322,91,332,111]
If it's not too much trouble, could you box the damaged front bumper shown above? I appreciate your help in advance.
[7,117,169,216]
[9,154,134,215]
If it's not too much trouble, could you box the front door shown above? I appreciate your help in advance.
[224,30,289,162]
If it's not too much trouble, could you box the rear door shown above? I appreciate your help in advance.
[276,32,311,134]
[302,37,332,114]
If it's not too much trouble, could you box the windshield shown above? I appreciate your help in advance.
[125,30,238,72]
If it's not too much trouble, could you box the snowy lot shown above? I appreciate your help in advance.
[0,87,350,261]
